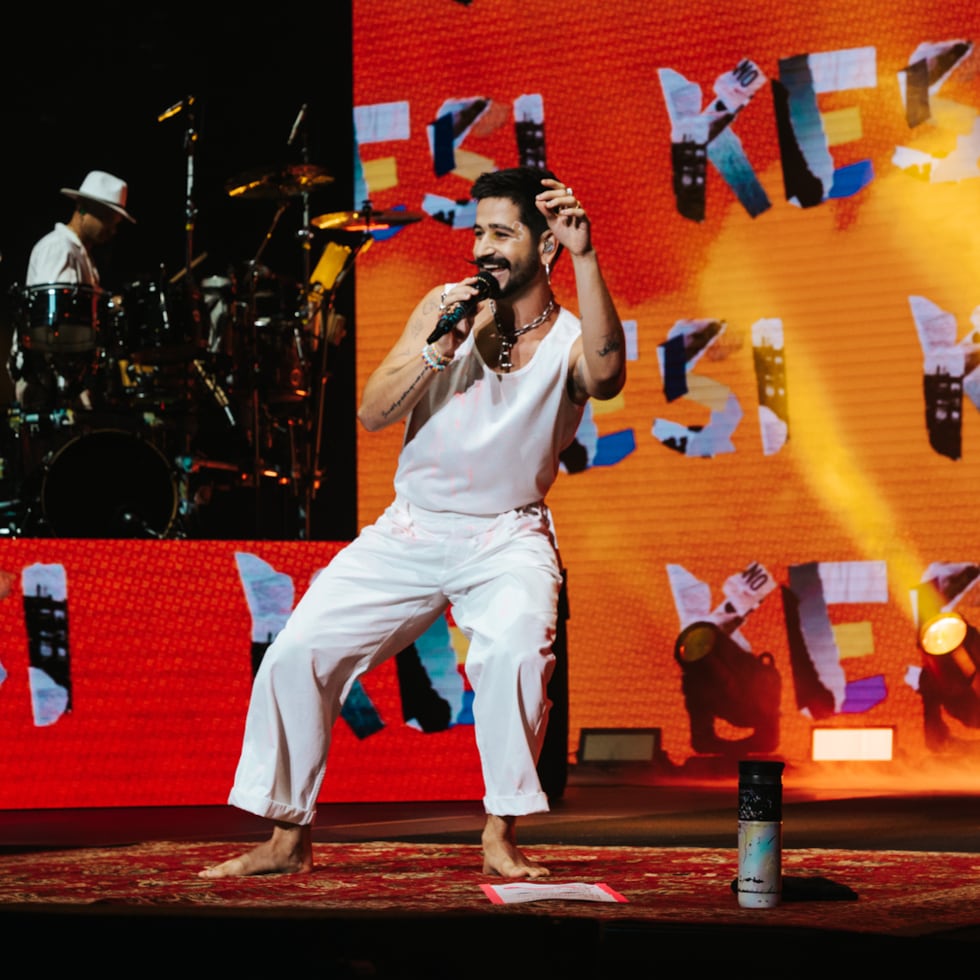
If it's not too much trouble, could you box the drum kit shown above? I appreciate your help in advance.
[0,161,423,540]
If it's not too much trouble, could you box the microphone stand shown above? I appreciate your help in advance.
[182,98,198,276]
[157,95,203,490]
[290,106,315,537]
[156,95,200,281]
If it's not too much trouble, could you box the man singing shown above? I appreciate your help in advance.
[201,166,626,879]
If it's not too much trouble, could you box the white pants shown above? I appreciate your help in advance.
[228,496,563,825]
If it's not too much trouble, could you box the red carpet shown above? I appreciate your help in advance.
[3,839,980,938]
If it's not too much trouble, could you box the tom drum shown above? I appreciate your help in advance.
[15,282,106,354]
[111,279,205,361]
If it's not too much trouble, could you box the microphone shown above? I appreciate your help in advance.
[157,96,195,123]
[288,103,309,146]
[426,271,500,344]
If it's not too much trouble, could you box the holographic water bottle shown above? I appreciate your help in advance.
[737,759,784,908]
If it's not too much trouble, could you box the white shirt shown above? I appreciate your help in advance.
[9,224,101,397]
[26,223,99,287]
[394,306,584,516]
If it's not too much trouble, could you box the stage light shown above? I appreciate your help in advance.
[919,611,968,655]
[916,608,980,752]
[673,621,781,755]
[918,610,979,687]
[577,728,662,764]
[675,621,718,663]
[811,727,894,761]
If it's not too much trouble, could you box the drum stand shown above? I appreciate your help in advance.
[227,114,328,539]
[237,209,306,536]
[305,233,365,533]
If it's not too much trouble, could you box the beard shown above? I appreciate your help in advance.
[476,254,540,299]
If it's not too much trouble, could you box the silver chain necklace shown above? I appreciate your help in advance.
[493,297,556,371]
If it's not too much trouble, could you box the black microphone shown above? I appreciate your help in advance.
[288,103,309,146]
[426,271,500,344]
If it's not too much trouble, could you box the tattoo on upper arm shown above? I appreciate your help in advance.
[596,335,623,358]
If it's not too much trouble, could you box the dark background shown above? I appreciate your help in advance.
[0,4,357,538]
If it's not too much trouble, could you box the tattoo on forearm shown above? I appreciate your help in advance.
[381,365,429,420]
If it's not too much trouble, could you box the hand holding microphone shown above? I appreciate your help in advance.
[426,270,501,345]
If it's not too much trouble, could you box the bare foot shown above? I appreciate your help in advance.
[481,814,550,878]
[199,821,313,878]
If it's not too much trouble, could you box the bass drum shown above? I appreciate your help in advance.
[40,429,178,538]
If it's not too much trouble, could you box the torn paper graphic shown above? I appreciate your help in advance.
[22,563,71,726]
[895,113,980,183]
[912,562,980,626]
[774,54,837,206]
[412,615,467,726]
[784,562,890,722]
[667,561,776,648]
[514,93,546,169]
[898,40,973,127]
[235,552,295,676]
[785,563,848,717]
[909,295,974,460]
[428,97,492,177]
[653,391,741,457]
[235,552,294,643]
[808,46,877,93]
[774,48,875,206]
[895,40,977,179]
[353,101,411,144]
[0,568,11,692]
[423,192,478,230]
[718,562,779,624]
[752,318,789,455]
[658,60,770,221]
[658,318,727,400]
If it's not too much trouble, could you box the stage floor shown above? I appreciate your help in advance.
[3,764,980,975]
[4,762,980,854]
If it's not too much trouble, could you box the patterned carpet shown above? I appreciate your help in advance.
[3,838,980,939]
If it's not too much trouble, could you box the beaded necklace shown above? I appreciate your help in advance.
[492,297,556,371]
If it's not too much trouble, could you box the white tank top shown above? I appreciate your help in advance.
[394,305,584,515]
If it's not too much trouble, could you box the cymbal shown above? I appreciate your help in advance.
[226,164,335,200]
[311,208,423,231]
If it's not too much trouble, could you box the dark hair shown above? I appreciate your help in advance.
[470,165,557,238]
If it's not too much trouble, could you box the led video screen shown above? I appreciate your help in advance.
[350,1,980,784]
[1,1,979,810]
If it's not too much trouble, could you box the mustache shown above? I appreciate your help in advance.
[470,258,510,271]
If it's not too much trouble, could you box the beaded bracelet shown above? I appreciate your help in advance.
[421,343,453,372]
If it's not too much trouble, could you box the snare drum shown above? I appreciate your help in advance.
[40,429,178,538]
[15,282,106,354]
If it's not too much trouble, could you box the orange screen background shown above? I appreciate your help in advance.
[351,3,980,785]
[1,2,979,810]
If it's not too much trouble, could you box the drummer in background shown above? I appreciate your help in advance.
[8,170,135,408]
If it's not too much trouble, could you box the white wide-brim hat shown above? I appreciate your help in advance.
[61,170,136,224]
